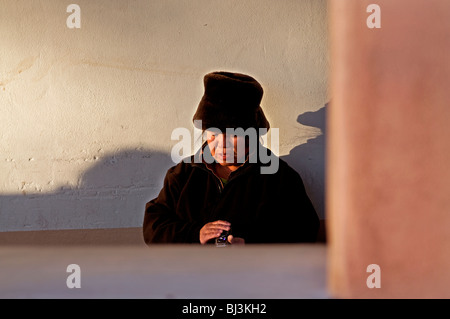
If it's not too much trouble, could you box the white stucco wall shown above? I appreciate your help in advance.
[0,0,328,232]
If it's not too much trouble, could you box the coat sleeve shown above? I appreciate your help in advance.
[143,164,203,244]
[283,168,320,243]
[251,162,320,243]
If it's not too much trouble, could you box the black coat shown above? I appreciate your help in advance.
[143,145,319,244]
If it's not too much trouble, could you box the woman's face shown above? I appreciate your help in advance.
[206,130,248,165]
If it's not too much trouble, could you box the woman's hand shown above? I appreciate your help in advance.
[227,235,245,245]
[199,220,231,244]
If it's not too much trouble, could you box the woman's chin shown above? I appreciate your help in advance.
[215,157,235,165]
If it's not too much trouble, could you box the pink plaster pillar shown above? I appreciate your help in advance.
[328,0,450,298]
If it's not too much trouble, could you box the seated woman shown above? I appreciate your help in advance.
[143,71,319,244]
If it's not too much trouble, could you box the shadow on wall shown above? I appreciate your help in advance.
[0,106,327,234]
[0,150,173,232]
[281,103,327,220]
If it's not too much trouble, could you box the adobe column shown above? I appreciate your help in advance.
[328,0,450,298]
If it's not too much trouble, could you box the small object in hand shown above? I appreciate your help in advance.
[215,230,230,247]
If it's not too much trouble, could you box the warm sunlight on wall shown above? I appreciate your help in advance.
[0,0,329,231]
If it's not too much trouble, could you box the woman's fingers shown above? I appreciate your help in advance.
[200,231,220,244]
[227,235,245,245]
[206,220,231,233]
[204,229,222,237]
[199,220,231,244]
[211,220,231,229]
[203,226,229,236]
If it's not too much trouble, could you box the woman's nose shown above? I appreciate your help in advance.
[216,134,233,147]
